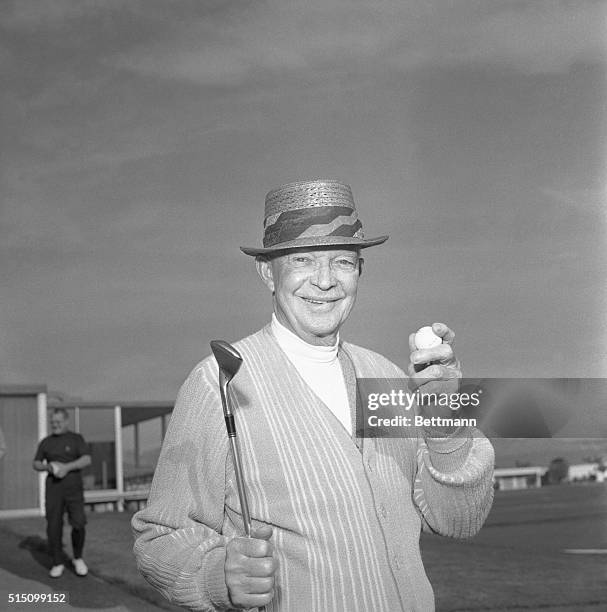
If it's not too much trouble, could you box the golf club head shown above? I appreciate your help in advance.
[210,340,243,382]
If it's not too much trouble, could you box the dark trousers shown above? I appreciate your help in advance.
[45,479,87,565]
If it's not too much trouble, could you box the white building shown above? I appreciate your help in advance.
[568,462,603,482]
[493,466,546,490]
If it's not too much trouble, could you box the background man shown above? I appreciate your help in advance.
[133,179,495,611]
[33,408,91,578]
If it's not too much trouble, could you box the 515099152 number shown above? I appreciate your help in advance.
[8,592,68,604]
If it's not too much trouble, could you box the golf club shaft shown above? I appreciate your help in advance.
[229,434,252,537]
[223,390,266,611]
[218,383,253,536]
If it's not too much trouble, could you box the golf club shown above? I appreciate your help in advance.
[211,341,268,611]
[210,340,252,536]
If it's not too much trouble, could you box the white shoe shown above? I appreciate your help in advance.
[73,558,88,577]
[49,564,64,578]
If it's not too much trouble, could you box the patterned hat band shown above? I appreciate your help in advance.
[263,206,363,248]
[240,179,388,256]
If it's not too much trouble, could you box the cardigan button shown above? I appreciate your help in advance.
[379,504,387,518]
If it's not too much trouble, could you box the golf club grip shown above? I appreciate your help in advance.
[224,414,236,437]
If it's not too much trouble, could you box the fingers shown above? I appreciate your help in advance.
[243,555,277,578]
[230,535,274,559]
[407,362,461,384]
[408,332,417,353]
[250,524,273,541]
[226,530,278,609]
[432,322,455,345]
[52,463,68,479]
[408,323,461,395]
[233,592,275,609]
[409,322,456,369]
[407,362,461,393]
[411,342,455,368]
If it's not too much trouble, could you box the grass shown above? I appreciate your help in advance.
[422,483,607,611]
[1,511,182,611]
[2,482,606,611]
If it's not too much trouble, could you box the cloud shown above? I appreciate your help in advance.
[0,0,139,29]
[2,0,605,397]
[410,0,607,74]
[105,0,606,87]
[540,186,607,213]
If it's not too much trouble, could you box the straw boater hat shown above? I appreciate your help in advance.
[240,179,389,256]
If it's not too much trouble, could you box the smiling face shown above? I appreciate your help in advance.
[256,247,362,346]
[50,411,69,435]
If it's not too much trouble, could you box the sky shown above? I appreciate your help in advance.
[2,0,606,406]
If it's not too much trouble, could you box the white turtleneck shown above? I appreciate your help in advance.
[271,314,351,434]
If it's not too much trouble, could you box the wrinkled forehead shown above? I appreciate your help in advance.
[270,245,361,261]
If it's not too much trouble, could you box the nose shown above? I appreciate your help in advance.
[311,260,336,290]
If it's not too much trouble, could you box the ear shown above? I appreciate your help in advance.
[358,257,364,277]
[256,257,275,292]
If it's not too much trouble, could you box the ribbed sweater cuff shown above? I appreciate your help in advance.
[201,545,232,610]
[424,427,473,473]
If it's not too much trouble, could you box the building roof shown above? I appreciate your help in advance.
[47,399,174,426]
[0,385,47,396]
[494,467,546,477]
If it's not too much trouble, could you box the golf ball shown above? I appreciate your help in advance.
[414,326,442,350]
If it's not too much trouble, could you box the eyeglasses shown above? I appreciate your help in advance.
[284,253,362,274]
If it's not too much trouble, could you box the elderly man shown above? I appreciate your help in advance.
[132,179,495,611]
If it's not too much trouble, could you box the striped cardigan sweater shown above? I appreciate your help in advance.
[132,325,495,611]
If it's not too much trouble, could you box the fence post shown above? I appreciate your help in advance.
[37,392,47,516]
[114,405,124,512]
